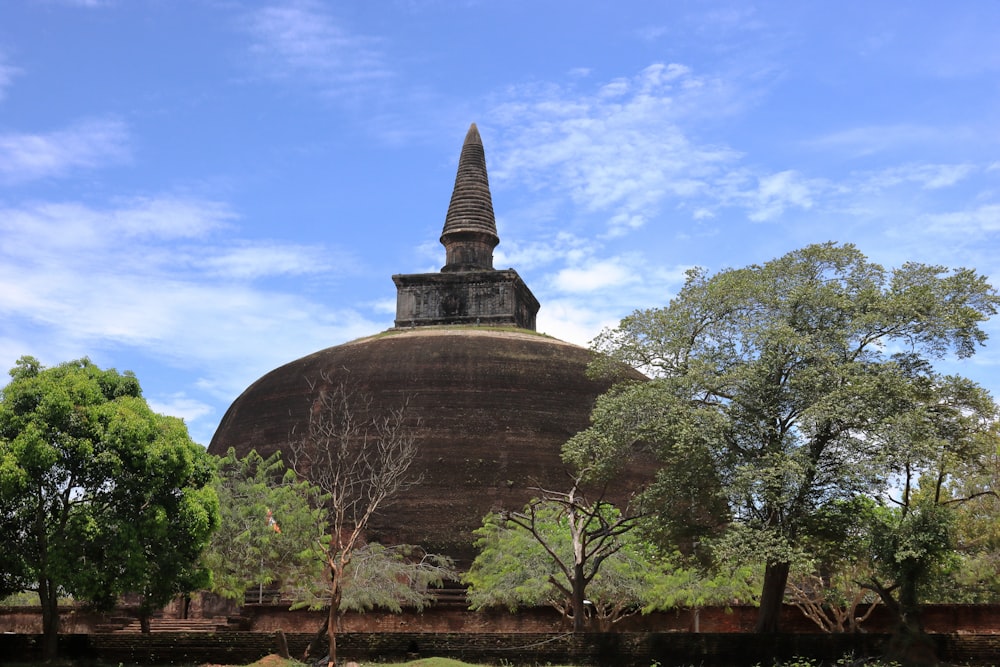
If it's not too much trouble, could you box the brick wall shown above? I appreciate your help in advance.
[5,603,1000,635]
[3,632,998,666]
[236,603,1000,634]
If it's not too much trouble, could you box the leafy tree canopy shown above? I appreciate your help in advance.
[0,356,219,652]
[203,448,329,606]
[564,243,999,632]
[464,503,659,629]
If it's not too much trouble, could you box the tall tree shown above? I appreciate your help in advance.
[0,357,219,656]
[566,243,998,633]
[288,378,422,667]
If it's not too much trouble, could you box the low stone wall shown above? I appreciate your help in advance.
[239,603,1000,635]
[2,632,999,666]
[4,603,1000,636]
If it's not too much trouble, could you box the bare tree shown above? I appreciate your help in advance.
[787,568,879,633]
[289,375,420,667]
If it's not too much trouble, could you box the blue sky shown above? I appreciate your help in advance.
[2,0,999,446]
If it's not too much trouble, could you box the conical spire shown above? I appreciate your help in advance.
[440,123,499,272]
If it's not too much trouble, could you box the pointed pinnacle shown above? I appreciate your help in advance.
[441,123,499,246]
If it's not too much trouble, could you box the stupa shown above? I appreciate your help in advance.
[208,124,645,563]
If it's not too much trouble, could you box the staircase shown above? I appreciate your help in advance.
[107,617,238,633]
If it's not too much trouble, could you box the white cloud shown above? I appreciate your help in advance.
[922,204,1000,236]
[860,163,977,191]
[489,64,741,237]
[202,241,348,280]
[806,124,968,157]
[553,258,640,293]
[0,56,19,102]
[746,170,815,221]
[0,198,233,263]
[536,297,620,347]
[494,231,588,272]
[0,195,386,444]
[0,197,380,399]
[148,393,214,429]
[51,0,112,6]
[242,0,391,94]
[0,118,130,183]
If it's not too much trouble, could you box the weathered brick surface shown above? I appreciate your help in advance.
[206,328,649,565]
[3,632,998,666]
[6,602,1000,635]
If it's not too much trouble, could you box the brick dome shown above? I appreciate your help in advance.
[207,327,645,563]
[208,125,650,563]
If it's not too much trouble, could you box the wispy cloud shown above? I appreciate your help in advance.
[744,170,817,221]
[806,124,971,158]
[50,0,112,6]
[536,256,693,346]
[552,258,640,294]
[0,118,130,183]
[202,241,351,280]
[0,196,380,441]
[241,0,391,95]
[0,55,20,102]
[859,163,977,191]
[489,63,741,237]
[922,203,1000,237]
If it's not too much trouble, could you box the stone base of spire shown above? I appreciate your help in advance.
[392,269,539,330]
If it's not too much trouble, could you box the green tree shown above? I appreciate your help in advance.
[565,243,999,633]
[334,542,453,614]
[782,498,881,633]
[202,448,329,607]
[858,372,997,663]
[0,357,219,656]
[945,429,1000,603]
[465,500,653,630]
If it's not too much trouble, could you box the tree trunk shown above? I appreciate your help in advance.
[885,572,938,667]
[571,562,587,633]
[38,579,60,660]
[275,629,290,659]
[327,565,343,667]
[302,617,328,663]
[755,560,790,633]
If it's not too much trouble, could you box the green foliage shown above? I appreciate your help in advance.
[202,448,329,606]
[868,503,954,593]
[0,356,219,652]
[565,243,999,631]
[640,555,760,611]
[204,445,455,625]
[335,543,454,613]
[466,502,661,627]
[856,372,999,623]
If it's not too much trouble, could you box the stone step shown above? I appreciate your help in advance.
[113,617,230,633]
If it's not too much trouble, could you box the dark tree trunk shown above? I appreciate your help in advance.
[302,617,328,663]
[883,573,938,667]
[326,594,338,667]
[571,562,587,633]
[326,565,343,667]
[38,579,60,660]
[755,561,790,633]
[275,629,290,659]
